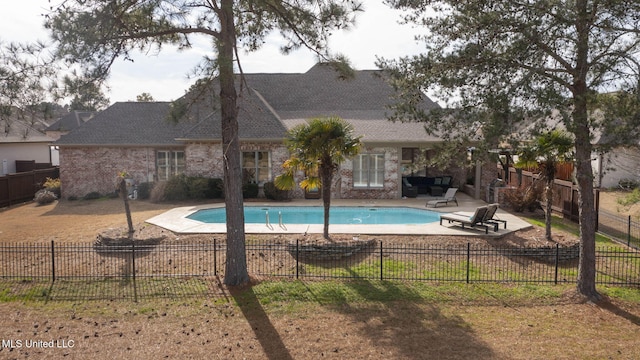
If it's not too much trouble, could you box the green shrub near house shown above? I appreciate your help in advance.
[206,178,224,198]
[136,182,154,200]
[83,191,102,200]
[153,175,225,202]
[264,181,289,201]
[186,176,210,199]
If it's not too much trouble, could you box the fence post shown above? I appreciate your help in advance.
[554,244,559,285]
[295,239,299,280]
[379,241,383,281]
[132,242,137,303]
[466,243,470,284]
[214,238,217,276]
[628,215,632,247]
[51,240,55,283]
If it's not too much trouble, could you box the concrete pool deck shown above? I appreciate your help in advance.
[146,192,532,236]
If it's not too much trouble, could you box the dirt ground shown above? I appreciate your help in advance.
[1,195,639,359]
[0,197,580,247]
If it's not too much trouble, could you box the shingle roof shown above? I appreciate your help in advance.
[247,63,441,143]
[56,64,442,146]
[245,63,439,120]
[1,118,51,143]
[46,111,96,132]
[179,88,287,141]
[55,102,194,146]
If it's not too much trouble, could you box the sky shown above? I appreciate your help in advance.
[0,1,425,105]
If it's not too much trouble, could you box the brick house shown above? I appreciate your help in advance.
[55,64,461,199]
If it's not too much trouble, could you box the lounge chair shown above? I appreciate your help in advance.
[426,187,458,208]
[440,206,491,234]
[483,203,507,230]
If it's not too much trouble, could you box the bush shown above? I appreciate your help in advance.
[503,183,543,212]
[150,175,226,202]
[150,181,167,202]
[164,174,189,201]
[136,182,154,200]
[186,176,209,199]
[83,191,101,200]
[243,183,259,198]
[618,178,639,191]
[43,177,61,197]
[617,187,640,206]
[264,181,289,201]
[206,178,224,198]
[34,189,57,205]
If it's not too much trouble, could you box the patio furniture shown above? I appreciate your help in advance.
[426,188,459,208]
[439,206,491,234]
[402,177,418,198]
[483,203,507,230]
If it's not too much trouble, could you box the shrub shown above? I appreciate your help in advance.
[503,183,543,212]
[150,176,226,202]
[136,182,154,200]
[243,183,259,198]
[150,181,167,202]
[618,178,639,191]
[206,178,224,198]
[264,181,289,201]
[617,188,640,207]
[83,191,101,200]
[43,177,61,197]
[164,174,189,201]
[186,176,210,199]
[34,189,57,205]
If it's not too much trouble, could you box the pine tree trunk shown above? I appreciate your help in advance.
[219,0,249,286]
[574,0,599,300]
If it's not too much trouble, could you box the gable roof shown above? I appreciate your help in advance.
[246,63,439,120]
[179,87,287,141]
[46,110,96,132]
[245,63,441,143]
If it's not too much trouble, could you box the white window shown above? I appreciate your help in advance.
[242,151,271,184]
[157,150,185,181]
[353,153,385,188]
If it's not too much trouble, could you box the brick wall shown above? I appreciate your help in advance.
[59,144,410,200]
[184,142,290,179]
[60,147,159,198]
[338,146,400,199]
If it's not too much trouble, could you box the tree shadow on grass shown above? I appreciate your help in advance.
[597,298,640,326]
[230,285,294,360]
[304,276,498,359]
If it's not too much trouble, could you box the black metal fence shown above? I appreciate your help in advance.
[1,239,638,301]
[598,209,640,250]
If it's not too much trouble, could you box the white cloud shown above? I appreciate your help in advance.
[1,1,423,103]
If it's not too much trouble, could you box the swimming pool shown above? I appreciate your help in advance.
[187,206,441,225]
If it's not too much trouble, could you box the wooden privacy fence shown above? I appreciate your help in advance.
[0,167,59,207]
[500,167,598,222]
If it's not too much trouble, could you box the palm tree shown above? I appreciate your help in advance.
[275,117,362,239]
[517,130,574,240]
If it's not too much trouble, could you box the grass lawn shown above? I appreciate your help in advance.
[1,197,639,359]
[1,280,639,359]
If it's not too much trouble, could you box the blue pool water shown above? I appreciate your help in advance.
[187,206,440,225]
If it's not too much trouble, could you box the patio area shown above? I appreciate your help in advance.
[147,192,532,236]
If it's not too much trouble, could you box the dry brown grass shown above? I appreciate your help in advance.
[1,197,639,359]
